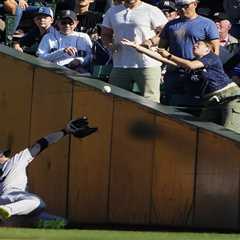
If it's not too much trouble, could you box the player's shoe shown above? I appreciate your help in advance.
[0,206,11,220]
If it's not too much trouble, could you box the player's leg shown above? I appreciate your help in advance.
[0,192,45,219]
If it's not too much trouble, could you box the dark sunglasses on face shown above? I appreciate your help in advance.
[60,20,75,26]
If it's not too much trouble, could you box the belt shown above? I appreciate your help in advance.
[203,82,240,105]
[204,82,238,99]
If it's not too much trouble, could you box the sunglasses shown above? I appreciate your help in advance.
[60,20,75,26]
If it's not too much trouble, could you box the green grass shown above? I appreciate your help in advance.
[0,228,240,240]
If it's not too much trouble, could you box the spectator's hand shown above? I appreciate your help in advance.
[18,0,28,9]
[141,39,153,49]
[64,47,78,56]
[157,48,170,58]
[14,43,23,53]
[121,38,137,48]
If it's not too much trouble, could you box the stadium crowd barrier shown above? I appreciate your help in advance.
[0,45,240,230]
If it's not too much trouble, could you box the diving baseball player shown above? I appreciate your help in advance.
[0,117,97,220]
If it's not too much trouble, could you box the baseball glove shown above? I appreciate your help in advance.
[66,117,97,138]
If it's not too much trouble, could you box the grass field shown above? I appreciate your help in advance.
[0,228,240,240]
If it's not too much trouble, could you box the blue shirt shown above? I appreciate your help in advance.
[185,52,232,96]
[161,16,219,60]
[199,52,232,94]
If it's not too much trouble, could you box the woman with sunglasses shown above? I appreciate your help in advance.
[121,38,240,133]
[37,10,92,73]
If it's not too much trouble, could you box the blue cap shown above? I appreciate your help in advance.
[36,7,54,18]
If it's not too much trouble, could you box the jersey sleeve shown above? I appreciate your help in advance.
[205,19,219,40]
[11,148,34,168]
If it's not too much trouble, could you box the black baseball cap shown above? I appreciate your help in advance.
[158,0,176,12]
[212,12,230,21]
[56,10,77,21]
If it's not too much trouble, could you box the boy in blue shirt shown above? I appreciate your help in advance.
[121,38,240,133]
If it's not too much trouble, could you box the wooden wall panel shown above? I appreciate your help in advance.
[68,86,113,223]
[194,130,240,230]
[151,116,196,226]
[109,100,155,224]
[28,68,72,216]
[0,54,33,153]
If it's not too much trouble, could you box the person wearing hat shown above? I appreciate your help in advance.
[37,10,92,73]
[212,12,238,48]
[0,117,97,221]
[13,6,54,55]
[141,0,220,105]
[211,12,239,70]
[158,0,178,21]
[121,38,240,133]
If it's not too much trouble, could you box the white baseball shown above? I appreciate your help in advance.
[103,85,111,93]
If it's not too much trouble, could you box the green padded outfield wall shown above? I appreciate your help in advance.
[0,46,240,230]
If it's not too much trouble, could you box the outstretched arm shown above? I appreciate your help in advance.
[28,117,97,158]
[121,38,177,66]
[28,129,68,158]
[157,48,204,70]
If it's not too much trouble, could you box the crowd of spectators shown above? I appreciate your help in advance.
[0,0,240,132]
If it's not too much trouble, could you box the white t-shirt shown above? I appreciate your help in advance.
[37,28,93,66]
[0,149,33,194]
[102,2,168,68]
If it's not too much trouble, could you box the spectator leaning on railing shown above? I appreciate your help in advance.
[101,0,168,103]
[141,0,220,105]
[37,10,92,74]
[121,38,240,134]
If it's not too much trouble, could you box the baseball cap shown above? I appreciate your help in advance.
[158,1,176,12]
[35,7,54,18]
[175,0,197,6]
[212,12,230,21]
[56,10,77,21]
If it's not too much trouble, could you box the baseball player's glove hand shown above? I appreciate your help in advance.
[66,117,97,138]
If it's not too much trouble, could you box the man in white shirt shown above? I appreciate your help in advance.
[0,117,97,221]
[101,0,168,103]
[37,10,92,73]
